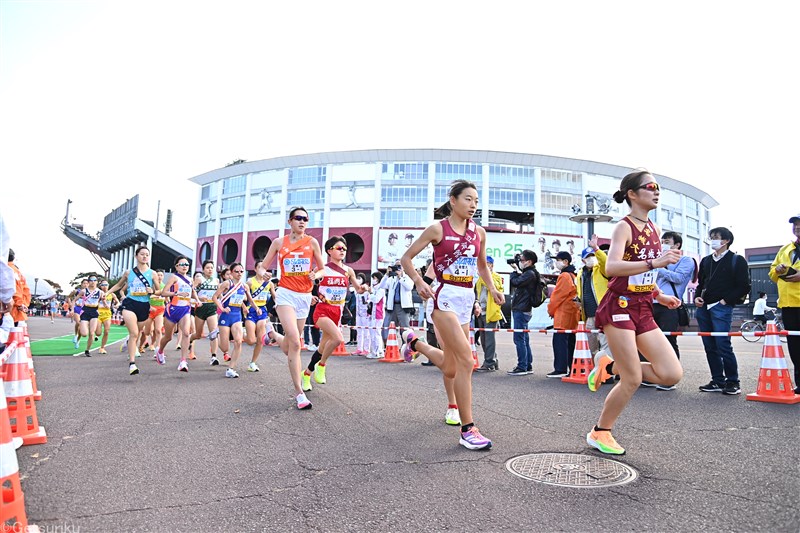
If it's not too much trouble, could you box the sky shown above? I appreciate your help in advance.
[1,0,797,292]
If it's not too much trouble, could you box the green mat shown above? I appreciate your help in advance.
[30,325,129,356]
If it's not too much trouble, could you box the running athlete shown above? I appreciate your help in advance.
[259,207,325,409]
[106,246,156,375]
[49,298,58,323]
[213,262,260,378]
[243,263,276,372]
[139,270,165,355]
[155,257,199,372]
[191,262,221,364]
[301,236,366,391]
[77,276,105,357]
[586,169,683,455]
[69,279,89,349]
[400,180,504,451]
[96,280,119,354]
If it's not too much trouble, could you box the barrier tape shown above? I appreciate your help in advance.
[0,341,19,366]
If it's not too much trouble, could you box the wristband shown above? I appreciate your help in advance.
[422,275,433,285]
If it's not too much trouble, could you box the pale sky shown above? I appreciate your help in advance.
[1,0,797,291]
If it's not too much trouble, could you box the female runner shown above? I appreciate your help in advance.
[301,236,366,391]
[243,262,276,373]
[259,207,325,409]
[96,280,119,354]
[155,257,199,372]
[401,180,504,451]
[586,169,683,455]
[69,279,88,349]
[191,261,221,365]
[139,270,165,355]
[77,276,105,357]
[107,246,156,375]
[212,262,260,378]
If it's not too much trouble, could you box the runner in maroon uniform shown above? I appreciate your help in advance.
[586,169,683,455]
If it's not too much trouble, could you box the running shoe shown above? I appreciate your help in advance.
[301,372,313,391]
[98,348,107,355]
[459,426,492,450]
[587,351,614,392]
[176,344,181,350]
[306,344,317,352]
[698,381,724,393]
[723,381,741,395]
[248,362,260,372]
[586,429,625,455]
[445,407,461,426]
[263,321,274,343]
[210,356,220,366]
[296,393,312,410]
[365,352,380,359]
[73,334,78,344]
[120,336,128,352]
[155,349,166,365]
[188,352,197,360]
[73,339,80,350]
[208,328,220,340]
[314,364,326,384]
[129,363,139,375]
[225,368,239,378]
[400,330,418,363]
[84,350,91,357]
[223,353,231,362]
[507,367,530,376]
[178,360,189,372]
[656,384,676,391]
[546,370,568,378]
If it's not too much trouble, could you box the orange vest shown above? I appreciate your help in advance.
[277,235,315,294]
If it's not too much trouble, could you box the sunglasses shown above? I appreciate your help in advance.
[292,215,309,222]
[331,246,347,252]
[177,262,190,267]
[88,278,97,281]
[636,182,660,192]
[233,269,244,274]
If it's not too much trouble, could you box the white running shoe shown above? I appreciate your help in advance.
[120,336,128,353]
[247,362,260,372]
[208,328,219,340]
[178,360,189,372]
[210,356,220,366]
[445,407,461,426]
[296,393,312,410]
[156,350,166,365]
[306,344,317,352]
[225,368,239,378]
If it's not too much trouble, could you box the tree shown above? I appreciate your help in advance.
[69,272,103,288]
[44,278,63,296]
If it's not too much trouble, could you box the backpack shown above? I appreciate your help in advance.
[529,269,548,308]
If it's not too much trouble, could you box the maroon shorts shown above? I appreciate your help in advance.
[595,292,659,336]
[313,303,342,326]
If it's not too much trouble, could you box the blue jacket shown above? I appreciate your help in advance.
[655,255,695,302]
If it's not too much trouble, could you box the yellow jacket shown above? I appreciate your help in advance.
[769,241,800,308]
[575,249,610,320]
[475,272,505,323]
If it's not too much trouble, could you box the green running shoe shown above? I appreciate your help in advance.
[302,372,313,391]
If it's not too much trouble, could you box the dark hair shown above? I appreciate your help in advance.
[156,269,165,274]
[709,226,734,246]
[219,267,230,280]
[613,168,652,206]
[7,248,14,262]
[371,271,383,283]
[288,206,308,220]
[229,262,243,272]
[356,273,367,284]
[521,250,538,263]
[202,260,214,269]
[174,256,189,267]
[661,231,683,249]
[324,235,346,252]
[135,245,149,256]
[759,291,767,298]
[435,179,478,218]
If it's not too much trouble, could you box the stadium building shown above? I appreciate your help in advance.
[188,149,717,278]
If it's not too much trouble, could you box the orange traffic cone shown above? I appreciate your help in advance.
[746,321,800,404]
[331,337,350,357]
[19,323,41,401]
[563,322,594,384]
[470,329,479,370]
[1,328,47,445]
[1,363,38,533]
[380,322,403,363]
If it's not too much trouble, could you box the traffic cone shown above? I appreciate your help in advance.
[1,328,47,445]
[746,321,800,404]
[470,329,479,369]
[380,322,403,363]
[19,323,41,401]
[562,322,594,384]
[331,331,350,357]
[1,366,38,533]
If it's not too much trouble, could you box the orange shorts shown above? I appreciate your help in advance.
[149,306,165,321]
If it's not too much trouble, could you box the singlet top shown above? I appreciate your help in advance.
[433,218,481,288]
[606,217,662,297]
[317,263,349,307]
[222,281,247,308]
[83,289,102,308]
[167,274,193,307]
[126,268,155,303]
[149,282,165,307]
[100,293,114,309]
[196,277,218,306]
[248,277,272,307]
[278,235,314,294]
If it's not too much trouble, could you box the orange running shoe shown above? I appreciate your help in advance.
[586,428,625,455]
[587,351,614,392]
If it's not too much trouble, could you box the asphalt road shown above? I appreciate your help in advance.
[13,317,800,532]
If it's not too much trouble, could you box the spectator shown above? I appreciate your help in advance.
[768,214,800,394]
[376,261,414,342]
[752,292,774,326]
[473,256,504,372]
[547,251,580,377]
[7,248,31,327]
[508,249,540,375]
[695,227,750,395]
[576,235,610,356]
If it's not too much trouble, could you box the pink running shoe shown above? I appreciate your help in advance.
[459,426,492,450]
[400,330,418,363]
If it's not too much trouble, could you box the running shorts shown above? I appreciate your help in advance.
[433,284,475,326]
[246,305,268,323]
[149,306,165,321]
[595,291,659,335]
[313,302,343,326]
[219,308,243,327]
[165,305,191,324]
[120,299,150,323]
[195,304,217,321]
[98,308,112,322]
[274,287,313,320]
[80,307,99,321]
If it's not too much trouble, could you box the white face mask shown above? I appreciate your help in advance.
[710,239,723,250]
[584,257,597,268]
[554,261,565,271]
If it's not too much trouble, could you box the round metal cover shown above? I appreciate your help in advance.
[506,453,637,488]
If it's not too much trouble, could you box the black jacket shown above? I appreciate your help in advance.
[696,251,749,306]
[509,265,539,312]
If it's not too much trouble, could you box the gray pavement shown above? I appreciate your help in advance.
[13,317,800,532]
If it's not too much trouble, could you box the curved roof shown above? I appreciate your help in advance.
[189,149,717,208]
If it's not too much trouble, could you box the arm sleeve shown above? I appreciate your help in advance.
[657,257,694,284]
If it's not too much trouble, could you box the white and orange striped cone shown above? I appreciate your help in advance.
[380,322,403,363]
[18,322,41,401]
[746,321,800,404]
[470,329,479,370]
[563,322,594,384]
[1,328,47,445]
[1,362,39,533]
[332,327,350,356]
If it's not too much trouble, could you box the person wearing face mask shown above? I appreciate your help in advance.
[547,251,581,377]
[695,227,751,395]
[768,215,800,394]
[576,235,611,358]
[508,249,540,375]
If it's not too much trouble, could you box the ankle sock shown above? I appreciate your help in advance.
[461,423,474,433]
[448,404,458,409]
[605,362,615,375]
[409,338,418,351]
[594,425,611,432]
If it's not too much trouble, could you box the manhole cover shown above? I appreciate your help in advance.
[506,453,637,488]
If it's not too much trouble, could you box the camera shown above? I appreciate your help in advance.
[506,253,521,266]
